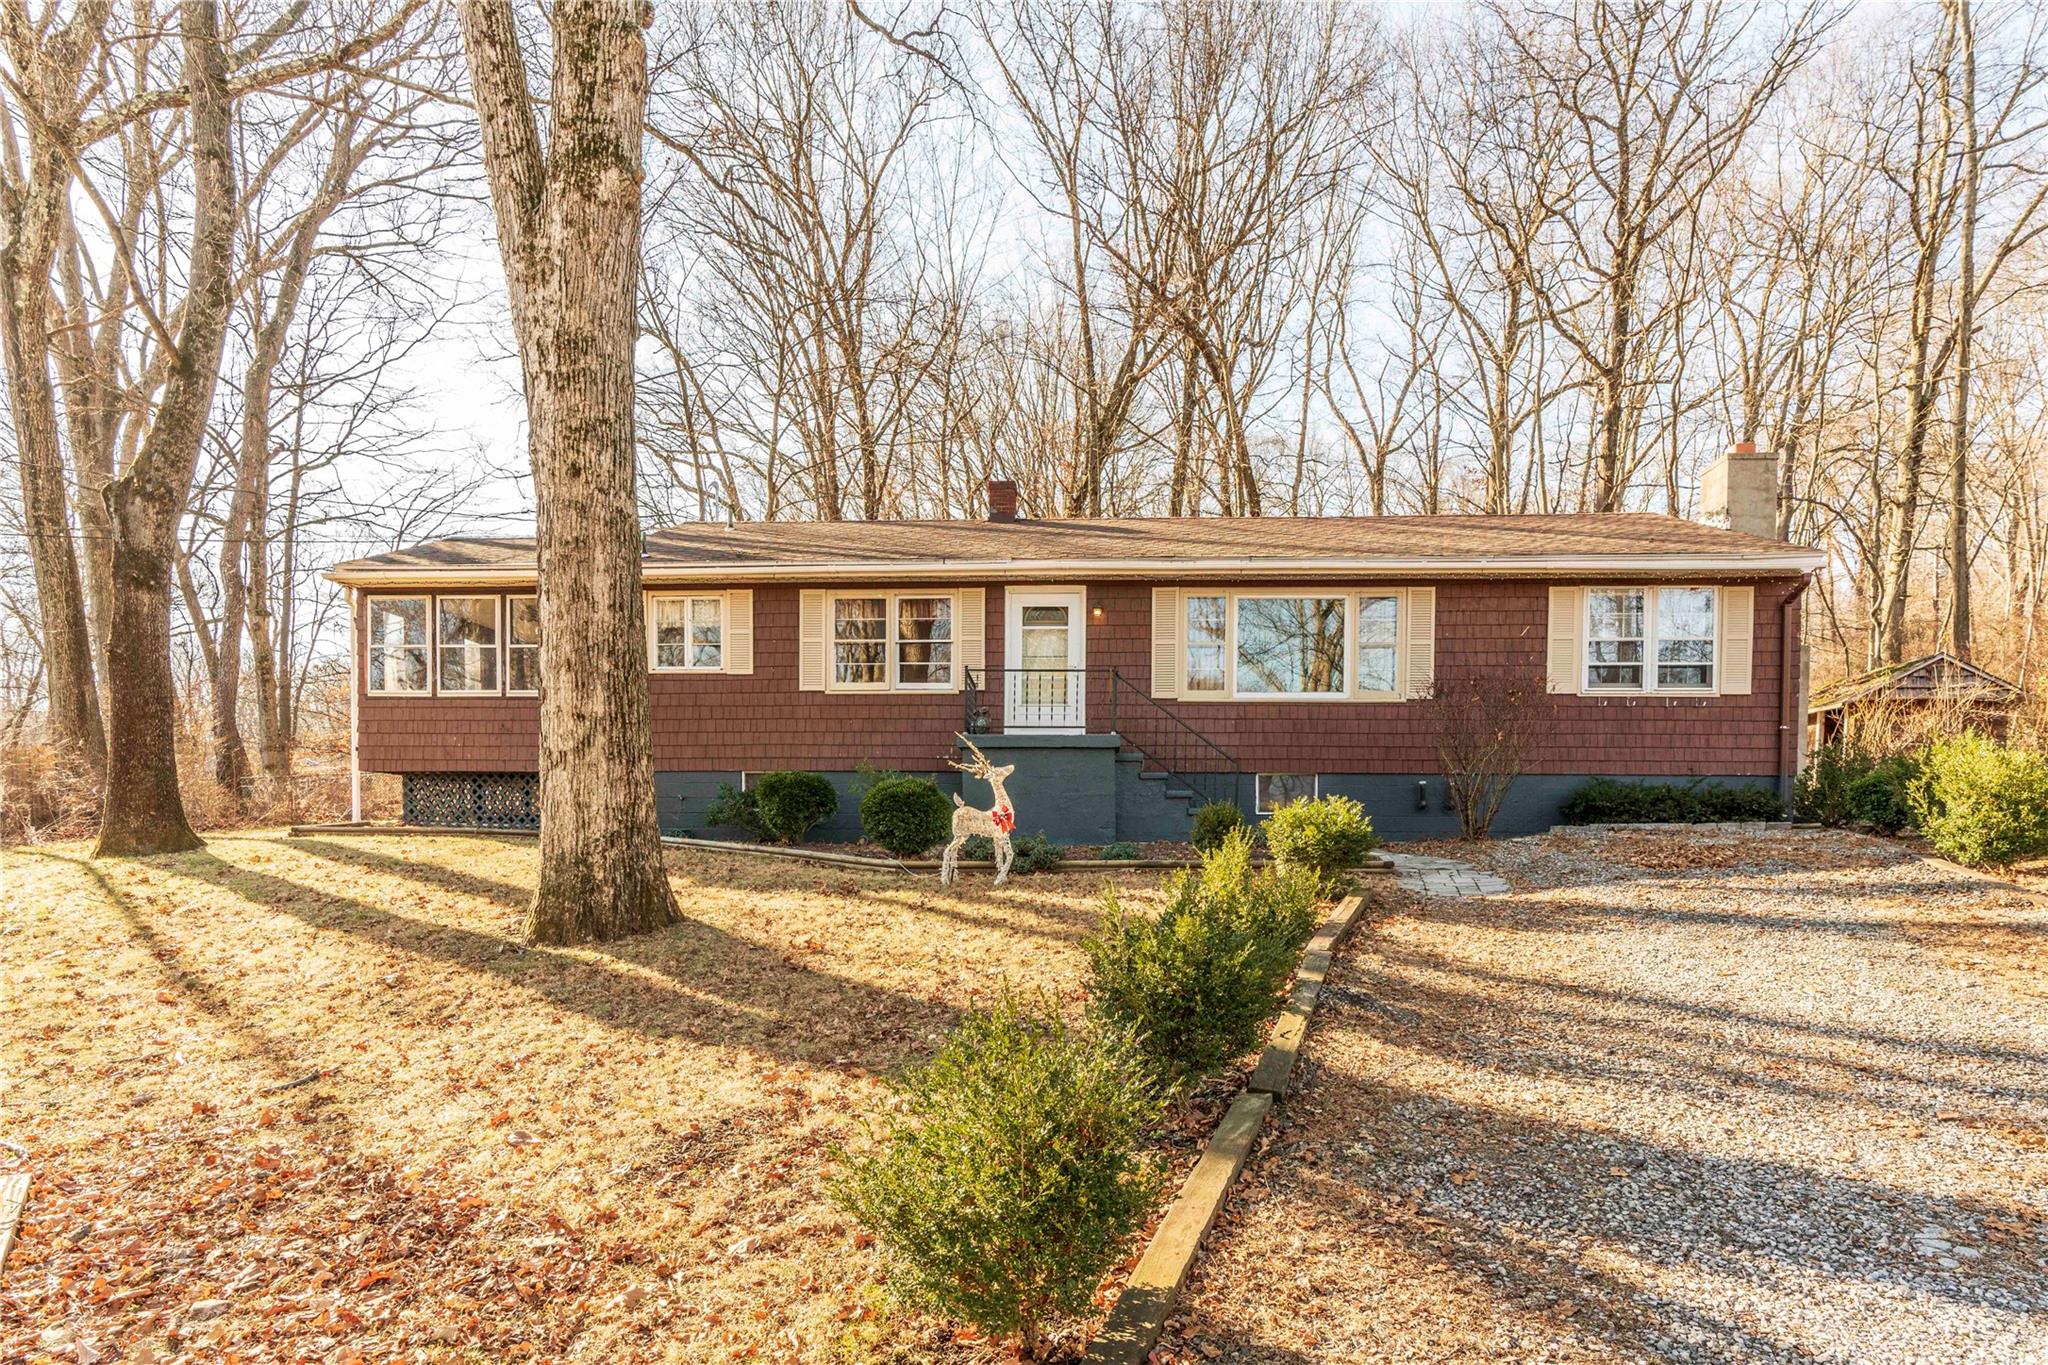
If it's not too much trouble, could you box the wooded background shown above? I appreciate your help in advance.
[3,0,2045,811]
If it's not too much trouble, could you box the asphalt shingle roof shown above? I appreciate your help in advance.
[330,512,1818,581]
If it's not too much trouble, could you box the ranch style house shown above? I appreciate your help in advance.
[326,447,1823,844]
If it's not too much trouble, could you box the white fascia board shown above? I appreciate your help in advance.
[327,549,1824,587]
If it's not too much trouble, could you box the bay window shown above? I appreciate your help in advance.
[437,596,499,693]
[366,596,429,695]
[508,594,540,693]
[652,594,724,670]
[1584,586,1717,692]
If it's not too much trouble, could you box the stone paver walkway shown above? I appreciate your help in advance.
[1382,852,1510,897]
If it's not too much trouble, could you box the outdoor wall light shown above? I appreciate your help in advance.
[1415,780,1430,810]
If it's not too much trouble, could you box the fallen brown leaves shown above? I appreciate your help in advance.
[1,833,1169,1362]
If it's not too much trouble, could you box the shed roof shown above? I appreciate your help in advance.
[1809,651,2021,714]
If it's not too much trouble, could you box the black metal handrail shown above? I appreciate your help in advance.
[1103,668,1242,809]
[960,665,1243,809]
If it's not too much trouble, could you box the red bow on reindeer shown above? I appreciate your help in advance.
[992,805,1015,834]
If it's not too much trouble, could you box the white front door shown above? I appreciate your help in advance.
[1005,589,1086,731]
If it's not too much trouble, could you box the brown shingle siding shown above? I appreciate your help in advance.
[357,576,1799,779]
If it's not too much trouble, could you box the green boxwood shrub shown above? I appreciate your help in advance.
[1561,777,1782,825]
[1847,753,1920,834]
[1085,829,1321,1084]
[1264,794,1377,882]
[1097,841,1142,861]
[860,776,953,857]
[1011,832,1065,874]
[957,831,1064,875]
[1794,742,1874,826]
[1909,733,2048,867]
[751,770,838,844]
[703,782,768,840]
[831,997,1166,1359]
[1189,800,1247,852]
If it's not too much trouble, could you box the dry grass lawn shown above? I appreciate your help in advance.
[1,832,1175,1363]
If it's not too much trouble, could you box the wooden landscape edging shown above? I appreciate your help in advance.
[283,824,1395,878]
[1082,891,1368,1365]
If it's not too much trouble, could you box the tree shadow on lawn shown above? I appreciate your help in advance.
[289,831,1106,959]
[21,850,319,1093]
[139,846,960,1072]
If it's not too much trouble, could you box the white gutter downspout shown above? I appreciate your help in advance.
[348,586,362,823]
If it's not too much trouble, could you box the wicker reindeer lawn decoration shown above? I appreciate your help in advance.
[941,735,1019,887]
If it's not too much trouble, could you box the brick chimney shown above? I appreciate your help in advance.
[1701,441,1778,539]
[985,478,1018,523]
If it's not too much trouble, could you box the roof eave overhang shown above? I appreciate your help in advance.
[326,550,1824,588]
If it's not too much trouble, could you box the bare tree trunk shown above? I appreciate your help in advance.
[96,1,238,857]
[0,3,110,773]
[1947,0,1979,660]
[460,0,678,944]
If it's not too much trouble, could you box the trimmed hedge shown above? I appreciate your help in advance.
[1560,777,1783,826]
[860,776,953,857]
[752,770,838,844]
[1264,794,1377,883]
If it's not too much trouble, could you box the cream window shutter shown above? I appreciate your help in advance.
[1402,587,1436,698]
[1547,586,1581,693]
[1720,586,1755,695]
[958,588,986,689]
[725,590,754,674]
[1151,587,1180,699]
[799,589,827,691]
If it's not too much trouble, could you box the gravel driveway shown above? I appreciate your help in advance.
[1160,827,2048,1364]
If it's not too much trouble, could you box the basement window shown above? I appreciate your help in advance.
[1256,773,1317,814]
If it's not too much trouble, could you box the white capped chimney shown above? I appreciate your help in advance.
[1701,441,1779,539]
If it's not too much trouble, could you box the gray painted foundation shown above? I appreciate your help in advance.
[414,758,1782,845]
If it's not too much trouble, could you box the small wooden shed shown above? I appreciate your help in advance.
[1807,651,2021,749]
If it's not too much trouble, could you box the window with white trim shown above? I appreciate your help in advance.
[832,595,888,686]
[1257,773,1317,813]
[828,592,958,690]
[652,594,723,670]
[437,595,499,693]
[1184,594,1226,693]
[366,596,429,695]
[1585,588,1645,689]
[1356,594,1401,695]
[507,594,540,693]
[1235,595,1346,696]
[1656,587,1717,689]
[1584,587,1717,692]
[1176,590,1413,700]
[895,595,953,688]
